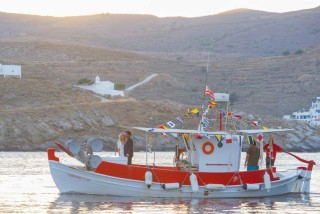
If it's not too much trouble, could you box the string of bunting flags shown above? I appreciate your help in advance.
[154,107,268,137]
[247,133,264,144]
[148,85,268,142]
[218,109,270,130]
[154,100,219,135]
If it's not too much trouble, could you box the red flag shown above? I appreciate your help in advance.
[193,133,202,139]
[233,114,242,119]
[158,125,168,138]
[257,134,263,142]
[159,125,168,130]
[250,121,258,127]
[227,112,232,117]
[226,134,232,144]
[205,86,215,100]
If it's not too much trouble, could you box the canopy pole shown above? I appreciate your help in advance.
[146,132,148,166]
[259,138,264,169]
[219,111,222,131]
[225,102,229,131]
[153,136,156,166]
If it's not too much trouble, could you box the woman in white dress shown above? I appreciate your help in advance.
[117,132,126,157]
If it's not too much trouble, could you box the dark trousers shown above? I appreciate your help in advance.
[128,156,132,165]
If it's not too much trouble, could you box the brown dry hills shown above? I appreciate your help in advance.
[0,7,319,151]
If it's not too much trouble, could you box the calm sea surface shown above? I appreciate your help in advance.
[0,151,319,213]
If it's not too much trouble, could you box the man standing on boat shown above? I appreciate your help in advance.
[124,131,134,165]
[245,140,260,171]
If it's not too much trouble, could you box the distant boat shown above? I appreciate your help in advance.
[48,91,316,198]
[283,97,320,126]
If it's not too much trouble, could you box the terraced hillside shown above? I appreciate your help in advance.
[0,7,319,151]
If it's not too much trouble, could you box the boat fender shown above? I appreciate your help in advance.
[242,184,261,190]
[161,183,181,190]
[264,171,271,192]
[145,170,153,189]
[205,184,226,190]
[190,173,199,192]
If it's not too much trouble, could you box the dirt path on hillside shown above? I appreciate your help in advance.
[125,74,158,91]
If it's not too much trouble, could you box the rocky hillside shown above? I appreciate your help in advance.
[0,88,319,152]
[0,94,193,151]
[1,41,319,117]
[0,7,319,151]
[242,115,320,152]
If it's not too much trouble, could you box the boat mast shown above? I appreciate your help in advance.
[199,46,211,132]
[202,45,211,105]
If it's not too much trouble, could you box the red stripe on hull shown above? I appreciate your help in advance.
[95,161,265,186]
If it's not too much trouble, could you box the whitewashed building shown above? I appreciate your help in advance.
[77,76,124,96]
[0,64,22,78]
[283,97,320,126]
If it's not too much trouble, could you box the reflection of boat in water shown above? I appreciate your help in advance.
[48,192,313,213]
[48,91,316,198]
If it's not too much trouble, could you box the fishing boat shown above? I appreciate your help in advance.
[47,91,316,198]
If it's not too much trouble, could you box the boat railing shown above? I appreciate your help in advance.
[282,149,316,170]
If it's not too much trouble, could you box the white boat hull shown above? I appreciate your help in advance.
[49,160,306,198]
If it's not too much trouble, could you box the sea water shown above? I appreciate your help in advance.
[0,152,319,213]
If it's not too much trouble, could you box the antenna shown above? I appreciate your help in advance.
[202,45,211,104]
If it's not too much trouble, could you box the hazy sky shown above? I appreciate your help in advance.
[0,0,319,17]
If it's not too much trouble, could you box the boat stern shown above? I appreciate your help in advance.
[293,160,316,193]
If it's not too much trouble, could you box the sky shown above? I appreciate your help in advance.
[0,0,319,17]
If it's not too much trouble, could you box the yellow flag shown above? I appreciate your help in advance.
[182,134,190,140]
[208,101,217,106]
[191,108,199,114]
[247,135,254,144]
[262,126,268,130]
[216,135,221,142]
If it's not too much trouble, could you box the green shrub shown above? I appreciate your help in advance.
[191,87,198,92]
[282,51,290,56]
[115,82,126,90]
[176,56,183,62]
[230,92,239,105]
[294,49,303,55]
[77,78,93,85]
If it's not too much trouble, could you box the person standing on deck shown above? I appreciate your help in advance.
[123,131,134,165]
[245,140,260,171]
[117,132,126,157]
[263,136,283,172]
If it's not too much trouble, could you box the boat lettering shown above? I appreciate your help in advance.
[68,173,90,181]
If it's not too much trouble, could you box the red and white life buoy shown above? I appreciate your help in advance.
[202,142,214,155]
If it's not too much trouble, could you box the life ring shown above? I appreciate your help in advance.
[202,142,214,155]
